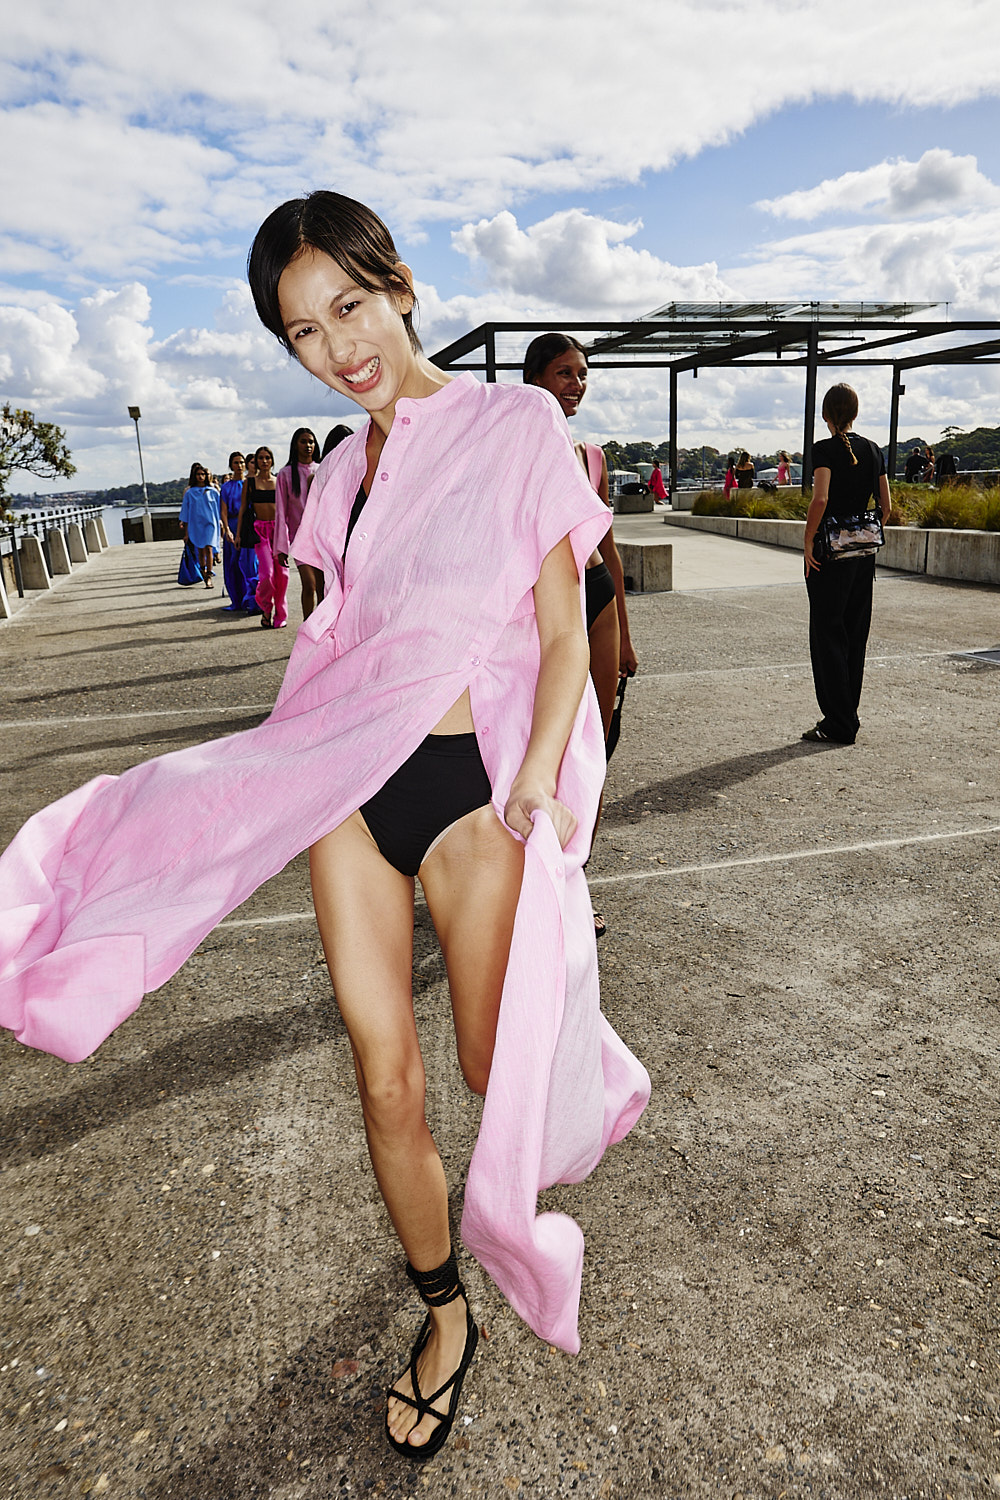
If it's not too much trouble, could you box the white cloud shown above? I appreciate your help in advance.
[3,3,1000,277]
[453,210,730,314]
[3,3,1000,483]
[757,149,1000,221]
[731,210,1000,315]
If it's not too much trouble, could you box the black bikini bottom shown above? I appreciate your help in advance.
[359,731,493,877]
[585,562,615,632]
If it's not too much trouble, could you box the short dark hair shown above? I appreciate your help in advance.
[248,191,420,354]
[228,451,244,469]
[522,332,587,386]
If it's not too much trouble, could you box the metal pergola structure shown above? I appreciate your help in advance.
[431,302,1000,493]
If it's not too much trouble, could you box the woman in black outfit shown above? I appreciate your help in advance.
[802,383,891,744]
[735,450,755,488]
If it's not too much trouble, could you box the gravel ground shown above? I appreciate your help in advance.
[1,539,998,1500]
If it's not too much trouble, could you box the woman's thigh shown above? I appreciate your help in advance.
[588,598,620,737]
[310,812,421,1097]
[418,805,524,1096]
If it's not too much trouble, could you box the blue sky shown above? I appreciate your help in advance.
[2,1,1000,490]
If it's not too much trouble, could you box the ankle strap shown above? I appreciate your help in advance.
[405,1250,462,1307]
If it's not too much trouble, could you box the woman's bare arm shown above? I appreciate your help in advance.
[803,468,830,575]
[504,534,591,849]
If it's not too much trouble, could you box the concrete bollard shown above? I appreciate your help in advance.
[95,514,110,548]
[67,522,88,563]
[617,539,673,592]
[84,518,104,553]
[20,535,52,591]
[47,528,73,574]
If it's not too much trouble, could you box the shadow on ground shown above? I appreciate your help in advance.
[603,740,823,824]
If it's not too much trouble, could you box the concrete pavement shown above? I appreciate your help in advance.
[2,537,999,1500]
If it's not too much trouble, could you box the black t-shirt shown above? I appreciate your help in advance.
[811,433,885,520]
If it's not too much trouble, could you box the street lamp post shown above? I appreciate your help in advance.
[128,405,153,543]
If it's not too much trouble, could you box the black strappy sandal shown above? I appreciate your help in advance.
[385,1249,479,1463]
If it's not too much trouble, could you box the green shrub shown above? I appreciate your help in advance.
[977,487,1000,531]
[912,487,985,529]
[691,489,739,515]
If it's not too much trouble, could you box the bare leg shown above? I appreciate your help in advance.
[587,595,620,739]
[419,803,524,1095]
[310,805,522,1452]
[297,561,324,620]
[379,802,523,1446]
[586,596,619,865]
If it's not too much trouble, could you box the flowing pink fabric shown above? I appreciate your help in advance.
[0,375,649,1351]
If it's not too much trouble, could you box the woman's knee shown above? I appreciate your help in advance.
[354,1052,427,1134]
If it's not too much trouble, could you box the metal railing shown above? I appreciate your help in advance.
[1,501,106,598]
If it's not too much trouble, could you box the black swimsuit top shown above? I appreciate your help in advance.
[343,483,368,560]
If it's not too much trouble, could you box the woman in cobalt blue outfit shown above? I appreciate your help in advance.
[179,462,221,590]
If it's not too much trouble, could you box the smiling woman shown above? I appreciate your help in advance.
[244,188,649,1459]
[0,189,649,1469]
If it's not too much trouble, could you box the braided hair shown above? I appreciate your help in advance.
[821,383,859,466]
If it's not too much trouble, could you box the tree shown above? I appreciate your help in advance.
[0,404,76,505]
[602,441,627,472]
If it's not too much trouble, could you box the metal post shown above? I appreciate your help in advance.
[10,520,25,596]
[128,405,153,542]
[484,329,497,384]
[801,326,819,494]
[888,367,904,483]
[668,365,678,502]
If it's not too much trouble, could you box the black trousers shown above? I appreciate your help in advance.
[805,554,876,743]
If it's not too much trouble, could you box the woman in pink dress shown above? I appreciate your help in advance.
[247,193,648,1458]
[0,191,648,1468]
[274,427,322,618]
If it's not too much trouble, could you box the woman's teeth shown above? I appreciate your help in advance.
[343,356,380,385]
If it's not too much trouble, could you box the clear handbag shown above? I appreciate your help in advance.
[816,438,886,562]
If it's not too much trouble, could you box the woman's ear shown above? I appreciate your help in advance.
[394,263,416,317]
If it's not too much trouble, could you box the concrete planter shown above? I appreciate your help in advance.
[613,492,654,514]
[665,514,1000,585]
[926,528,1000,585]
[617,539,672,592]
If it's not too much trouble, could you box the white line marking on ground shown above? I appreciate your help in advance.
[216,821,1000,929]
[589,823,1000,886]
[637,650,976,682]
[6,651,963,727]
[2,704,274,730]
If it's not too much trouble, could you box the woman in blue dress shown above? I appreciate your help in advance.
[179,462,222,589]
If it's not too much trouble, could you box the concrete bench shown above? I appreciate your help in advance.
[617,539,672,592]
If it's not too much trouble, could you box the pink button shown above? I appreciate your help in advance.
[380,472,388,481]
[471,656,480,666]
[401,416,411,425]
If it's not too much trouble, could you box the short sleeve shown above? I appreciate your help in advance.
[514,390,611,585]
[290,437,365,573]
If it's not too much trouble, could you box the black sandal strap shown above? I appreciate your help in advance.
[405,1250,462,1307]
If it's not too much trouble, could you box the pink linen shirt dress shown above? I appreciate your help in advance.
[0,373,650,1353]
